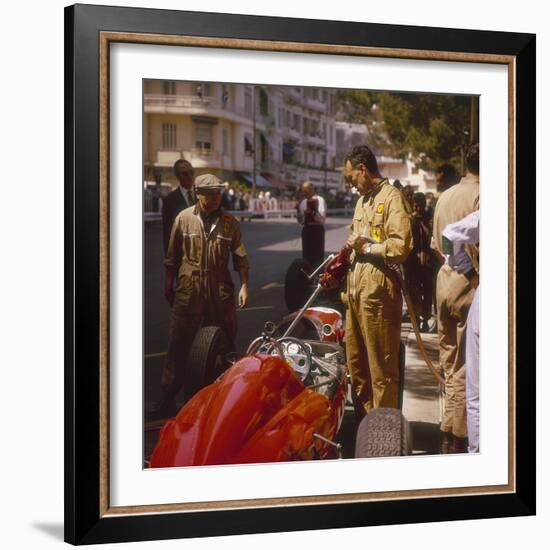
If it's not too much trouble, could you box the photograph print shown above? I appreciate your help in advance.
[142,79,480,469]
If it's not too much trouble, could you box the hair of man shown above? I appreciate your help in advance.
[344,145,381,176]
[435,163,459,186]
[173,158,192,172]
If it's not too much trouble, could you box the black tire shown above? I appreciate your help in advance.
[185,326,233,400]
[284,258,312,311]
[354,408,412,458]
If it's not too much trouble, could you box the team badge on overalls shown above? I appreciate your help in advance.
[371,227,382,242]
[376,203,384,214]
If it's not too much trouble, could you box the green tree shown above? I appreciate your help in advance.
[338,90,474,172]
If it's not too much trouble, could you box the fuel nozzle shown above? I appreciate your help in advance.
[319,246,351,288]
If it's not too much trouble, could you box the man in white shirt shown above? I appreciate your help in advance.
[298,181,326,267]
[441,210,480,453]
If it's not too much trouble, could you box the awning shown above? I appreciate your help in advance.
[238,173,273,189]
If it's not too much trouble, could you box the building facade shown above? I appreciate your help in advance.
[143,80,341,191]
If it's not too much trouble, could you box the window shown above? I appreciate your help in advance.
[311,120,319,136]
[162,81,175,95]
[221,85,229,108]
[293,114,301,132]
[195,123,212,152]
[162,81,176,105]
[330,95,337,115]
[162,122,177,150]
[329,124,333,146]
[244,87,252,116]
[244,133,254,156]
[259,89,269,116]
[282,142,294,164]
[284,110,291,128]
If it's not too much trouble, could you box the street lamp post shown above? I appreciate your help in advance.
[252,85,257,196]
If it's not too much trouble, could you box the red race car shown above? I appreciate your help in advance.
[148,260,411,468]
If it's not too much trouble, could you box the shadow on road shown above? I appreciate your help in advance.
[405,367,441,403]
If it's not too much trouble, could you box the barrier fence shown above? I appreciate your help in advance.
[143,192,353,221]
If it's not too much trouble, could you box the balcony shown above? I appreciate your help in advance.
[145,94,217,112]
[154,150,183,167]
[284,87,302,103]
[257,113,277,130]
[189,148,221,169]
[303,133,325,147]
[283,126,301,141]
[303,96,326,112]
[144,94,252,122]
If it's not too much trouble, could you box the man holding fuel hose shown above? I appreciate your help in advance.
[337,145,413,417]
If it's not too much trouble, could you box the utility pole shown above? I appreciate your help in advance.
[323,94,329,193]
[252,85,257,196]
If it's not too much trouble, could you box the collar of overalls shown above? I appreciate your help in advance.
[363,178,388,202]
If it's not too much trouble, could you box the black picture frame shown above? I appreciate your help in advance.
[65,3,536,545]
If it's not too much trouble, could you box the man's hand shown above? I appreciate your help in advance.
[164,284,174,307]
[238,283,249,309]
[164,265,176,306]
[319,273,340,289]
[346,233,369,252]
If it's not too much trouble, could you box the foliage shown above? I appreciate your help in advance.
[337,90,475,171]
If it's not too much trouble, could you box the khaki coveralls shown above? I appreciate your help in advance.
[432,175,479,439]
[162,205,249,393]
[342,181,413,415]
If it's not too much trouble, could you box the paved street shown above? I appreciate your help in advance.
[144,215,442,458]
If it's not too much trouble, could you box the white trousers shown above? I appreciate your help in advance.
[466,287,480,452]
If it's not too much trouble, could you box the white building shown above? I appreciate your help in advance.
[335,121,436,193]
[143,81,341,191]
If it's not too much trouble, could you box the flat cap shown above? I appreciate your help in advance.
[194,173,224,192]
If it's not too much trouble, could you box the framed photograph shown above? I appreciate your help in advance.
[65,3,535,545]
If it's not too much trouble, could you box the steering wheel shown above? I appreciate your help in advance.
[276,337,312,382]
[246,335,286,361]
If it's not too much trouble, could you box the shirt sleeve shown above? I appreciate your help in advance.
[164,214,183,268]
[381,192,413,264]
[231,221,250,273]
[442,210,480,249]
[442,210,480,271]
[314,196,327,224]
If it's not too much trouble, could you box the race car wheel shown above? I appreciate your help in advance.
[185,326,234,400]
[354,408,412,457]
[284,258,312,312]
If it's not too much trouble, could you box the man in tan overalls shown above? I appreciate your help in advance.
[341,145,413,416]
[432,143,479,452]
[149,174,250,419]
